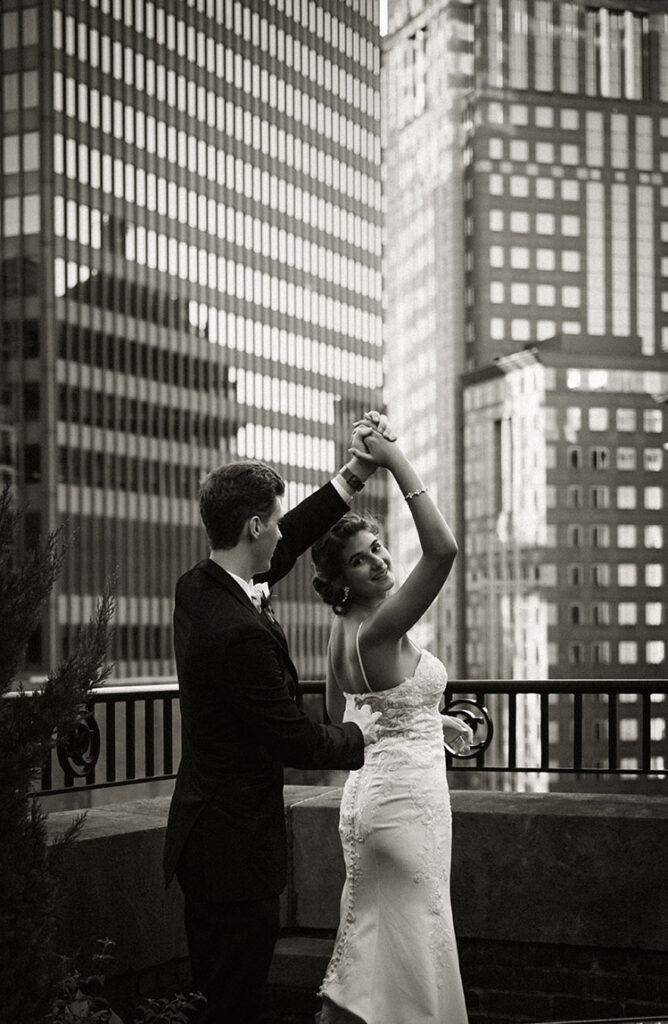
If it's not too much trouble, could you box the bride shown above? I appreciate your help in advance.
[311,416,470,1024]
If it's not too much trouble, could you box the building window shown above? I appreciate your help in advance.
[569,603,583,624]
[592,525,610,548]
[588,408,608,431]
[567,525,582,548]
[644,409,662,433]
[647,641,665,665]
[568,446,582,469]
[646,564,664,588]
[618,602,637,625]
[618,564,637,587]
[586,182,605,334]
[591,485,609,509]
[617,525,637,548]
[569,642,585,664]
[617,486,636,509]
[536,142,554,163]
[592,642,611,664]
[535,177,554,200]
[592,564,610,587]
[592,603,610,626]
[590,446,609,469]
[561,248,580,269]
[560,4,579,94]
[567,485,582,508]
[644,487,663,510]
[490,245,504,267]
[510,211,529,233]
[585,8,647,100]
[619,642,638,665]
[645,525,663,549]
[620,719,639,742]
[568,564,582,586]
[490,318,505,340]
[489,173,504,195]
[511,319,531,341]
[644,449,663,472]
[617,447,636,470]
[536,213,555,234]
[511,282,530,304]
[646,602,663,626]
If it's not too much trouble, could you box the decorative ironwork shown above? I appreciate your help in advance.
[56,706,101,778]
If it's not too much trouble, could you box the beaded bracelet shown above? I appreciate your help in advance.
[404,485,428,501]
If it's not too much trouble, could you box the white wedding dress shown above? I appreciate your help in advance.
[319,633,468,1024]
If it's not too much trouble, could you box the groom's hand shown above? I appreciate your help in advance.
[343,702,381,745]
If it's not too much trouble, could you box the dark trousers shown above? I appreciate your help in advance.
[178,885,281,1024]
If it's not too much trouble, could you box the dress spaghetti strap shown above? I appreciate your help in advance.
[355,622,374,693]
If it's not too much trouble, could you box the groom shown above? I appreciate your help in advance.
[164,421,389,1024]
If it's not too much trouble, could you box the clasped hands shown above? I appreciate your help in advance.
[349,410,398,466]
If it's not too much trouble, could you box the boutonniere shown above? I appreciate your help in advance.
[252,582,275,622]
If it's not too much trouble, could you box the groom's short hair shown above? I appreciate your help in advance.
[200,460,285,549]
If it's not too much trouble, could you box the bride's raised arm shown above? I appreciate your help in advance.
[349,427,457,645]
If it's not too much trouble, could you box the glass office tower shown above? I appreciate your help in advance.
[0,0,383,679]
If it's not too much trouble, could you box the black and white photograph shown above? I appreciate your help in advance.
[1,1,667,1022]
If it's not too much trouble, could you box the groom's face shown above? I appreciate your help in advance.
[254,497,283,572]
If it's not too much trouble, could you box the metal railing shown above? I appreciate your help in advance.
[11,677,667,797]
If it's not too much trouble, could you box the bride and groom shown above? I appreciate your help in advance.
[163,412,471,1024]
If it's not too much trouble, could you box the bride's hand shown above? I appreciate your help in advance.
[441,715,473,755]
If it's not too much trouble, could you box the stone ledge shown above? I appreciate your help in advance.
[268,936,333,989]
[285,789,668,950]
[46,786,668,979]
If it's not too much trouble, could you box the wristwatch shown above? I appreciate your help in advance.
[340,465,365,492]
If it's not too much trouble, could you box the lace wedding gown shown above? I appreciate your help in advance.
[319,640,468,1024]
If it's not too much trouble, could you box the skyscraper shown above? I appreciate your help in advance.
[1,0,384,679]
[382,0,668,679]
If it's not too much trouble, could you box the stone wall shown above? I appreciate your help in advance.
[46,787,668,1023]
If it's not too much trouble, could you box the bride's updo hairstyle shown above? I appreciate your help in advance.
[312,511,380,615]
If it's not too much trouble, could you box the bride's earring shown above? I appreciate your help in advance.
[342,586,350,603]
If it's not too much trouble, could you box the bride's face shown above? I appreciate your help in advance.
[341,529,394,603]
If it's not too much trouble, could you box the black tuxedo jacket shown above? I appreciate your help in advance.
[163,481,364,901]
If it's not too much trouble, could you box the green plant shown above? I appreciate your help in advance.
[47,939,123,1024]
[47,939,204,1024]
[0,487,203,1023]
[0,485,115,1023]
[132,992,206,1024]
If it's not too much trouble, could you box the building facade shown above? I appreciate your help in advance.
[0,0,384,679]
[382,0,668,678]
[462,335,667,782]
